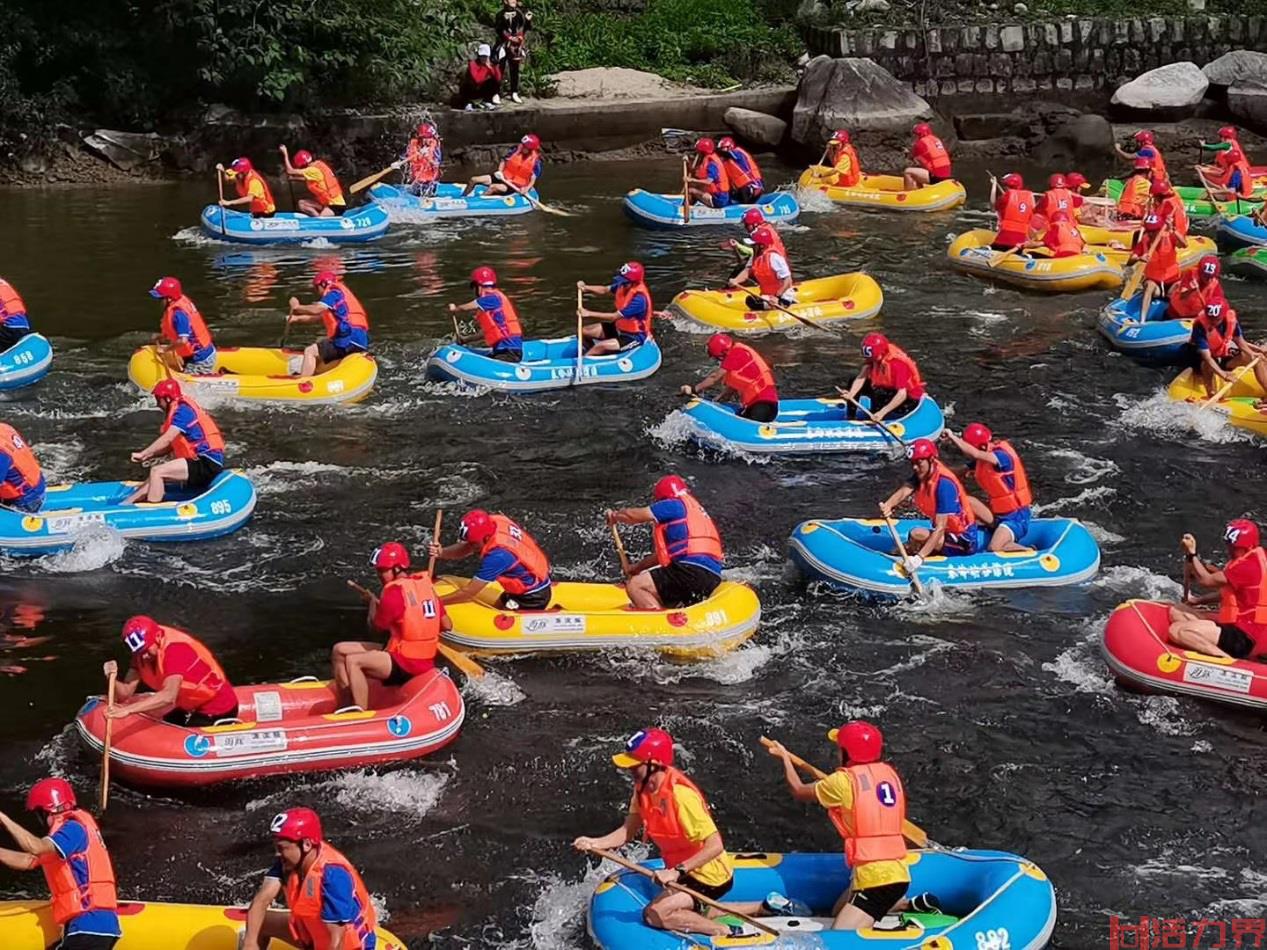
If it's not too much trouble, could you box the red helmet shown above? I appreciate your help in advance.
[1049,210,1070,223]
[611,727,674,768]
[706,333,733,359]
[717,136,736,151]
[616,261,644,284]
[270,807,323,845]
[1001,172,1023,189]
[750,227,774,247]
[292,150,314,169]
[1143,213,1163,231]
[860,332,889,360]
[313,270,337,289]
[963,422,992,448]
[121,615,161,654]
[907,438,938,462]
[1134,130,1155,145]
[912,122,932,137]
[829,721,883,764]
[1225,520,1260,550]
[1199,255,1221,280]
[741,208,765,229]
[653,475,688,501]
[1066,172,1089,189]
[1219,126,1239,140]
[520,133,541,151]
[695,137,715,155]
[459,509,495,543]
[1150,179,1172,196]
[229,157,252,174]
[417,122,437,138]
[470,266,497,287]
[832,129,851,143]
[26,778,76,814]
[1048,173,1067,189]
[152,378,182,403]
[149,276,182,300]
[371,542,410,570]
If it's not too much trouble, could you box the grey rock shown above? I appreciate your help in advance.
[954,112,1038,141]
[1202,50,1267,88]
[723,107,788,147]
[18,154,48,175]
[1034,113,1115,165]
[81,129,162,171]
[1229,81,1267,131]
[796,0,828,19]
[791,56,933,146]
[1110,61,1208,115]
[1013,2,1027,12]
[855,0,889,10]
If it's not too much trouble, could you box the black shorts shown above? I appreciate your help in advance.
[250,211,275,219]
[327,204,346,216]
[929,173,951,184]
[497,586,552,610]
[740,401,778,423]
[184,456,223,492]
[1217,624,1258,659]
[491,346,523,363]
[848,383,918,420]
[1187,347,1237,372]
[850,881,909,920]
[316,338,365,364]
[682,874,733,913]
[733,184,764,204]
[0,325,31,350]
[165,703,239,728]
[52,935,119,950]
[384,655,433,686]
[650,562,722,608]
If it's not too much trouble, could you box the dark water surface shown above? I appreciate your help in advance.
[1,158,1265,948]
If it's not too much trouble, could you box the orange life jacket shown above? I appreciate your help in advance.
[696,154,730,196]
[321,280,370,341]
[750,224,786,258]
[974,440,1033,515]
[137,626,231,712]
[304,160,345,208]
[383,574,441,665]
[1040,188,1076,217]
[1198,306,1240,360]
[1155,194,1189,238]
[995,189,1034,242]
[1148,148,1169,182]
[1219,546,1267,627]
[475,289,524,347]
[913,134,952,177]
[721,147,762,190]
[481,514,551,595]
[614,281,653,339]
[637,767,716,870]
[38,809,118,927]
[235,170,277,215]
[867,343,926,400]
[1137,231,1180,284]
[163,396,225,462]
[722,342,777,408]
[0,423,42,502]
[750,248,791,297]
[284,843,377,950]
[653,492,724,568]
[826,763,907,867]
[1043,221,1085,258]
[1216,146,1255,198]
[829,143,862,187]
[1167,272,1209,319]
[913,462,976,535]
[502,149,540,190]
[160,296,214,359]
[407,139,441,183]
[0,278,27,323]
[1116,175,1150,218]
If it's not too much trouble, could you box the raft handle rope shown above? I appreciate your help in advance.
[1128,600,1181,663]
[285,675,320,683]
[331,704,366,715]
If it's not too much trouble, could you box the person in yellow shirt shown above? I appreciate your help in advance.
[279,145,348,217]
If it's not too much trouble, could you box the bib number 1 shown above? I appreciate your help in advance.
[876,781,898,807]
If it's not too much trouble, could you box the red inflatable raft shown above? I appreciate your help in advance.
[74,669,464,788]
[1101,599,1267,711]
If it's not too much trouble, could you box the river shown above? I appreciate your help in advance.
[0,156,1265,948]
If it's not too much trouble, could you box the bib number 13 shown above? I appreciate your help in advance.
[976,928,1011,950]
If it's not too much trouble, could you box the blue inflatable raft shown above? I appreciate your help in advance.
[588,850,1056,950]
[1214,213,1267,252]
[1096,295,1193,363]
[789,516,1100,597]
[623,189,800,229]
[198,205,389,245]
[680,395,944,455]
[0,471,256,556]
[0,333,53,391]
[367,182,537,218]
[425,337,662,392]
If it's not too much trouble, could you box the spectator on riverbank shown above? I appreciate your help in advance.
[456,44,502,112]
[493,0,532,105]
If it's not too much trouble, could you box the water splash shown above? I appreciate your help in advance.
[463,669,526,706]
[1046,448,1121,485]
[1081,521,1126,545]
[791,187,838,214]
[1117,390,1253,444]
[39,525,127,573]
[1092,565,1182,600]
[647,410,770,465]
[246,766,453,820]
[1031,484,1116,515]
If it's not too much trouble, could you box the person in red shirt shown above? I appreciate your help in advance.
[840,332,927,422]
[1169,521,1267,661]
[1026,210,1085,258]
[681,333,778,423]
[1126,213,1187,321]
[902,122,952,191]
[990,172,1034,251]
[457,44,502,111]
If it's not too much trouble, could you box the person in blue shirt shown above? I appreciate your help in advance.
[287,272,372,378]
[577,261,655,355]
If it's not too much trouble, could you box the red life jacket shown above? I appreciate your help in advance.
[38,810,118,927]
[1149,149,1169,182]
[1155,194,1189,238]
[1136,232,1179,284]
[407,139,441,183]
[637,767,716,870]
[1167,272,1211,319]
[1043,221,1085,258]
[913,462,976,535]
[696,154,730,196]
[1216,146,1255,198]
[0,278,27,324]
[614,281,653,339]
[321,281,371,341]
[163,396,225,462]
[161,296,214,359]
[828,143,862,187]
[475,289,524,347]
[480,515,551,595]
[751,248,792,297]
[0,423,42,502]
[502,149,540,190]
[912,134,952,177]
[750,224,786,258]
[383,574,441,665]
[867,343,926,400]
[995,189,1035,244]
[284,843,377,950]
[235,170,276,215]
[721,147,762,189]
[304,160,345,208]
[1039,188,1075,217]
[722,343,778,408]
[1219,546,1267,627]
[826,763,907,867]
[137,626,231,712]
[1197,305,1240,360]
[1116,175,1150,218]
[653,492,724,568]
[974,440,1033,515]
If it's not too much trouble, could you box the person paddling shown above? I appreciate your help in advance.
[220,157,276,218]
[450,266,524,362]
[681,334,779,423]
[903,123,952,191]
[578,262,653,355]
[840,333,926,423]
[1126,213,1187,321]
[1165,256,1224,321]
[0,276,34,353]
[1187,300,1267,408]
[1026,209,1085,258]
[463,133,541,198]
[717,136,764,204]
[123,379,224,504]
[279,146,347,218]
[1168,521,1267,661]
[395,122,442,197]
[1115,158,1152,223]
[881,438,985,565]
[0,422,46,514]
[287,271,372,379]
[989,173,1034,252]
[1115,130,1168,182]
[727,228,795,311]
[430,509,553,611]
[942,423,1034,551]
[723,210,786,283]
[686,138,731,208]
[149,276,217,376]
[1197,126,1254,201]
[822,129,862,187]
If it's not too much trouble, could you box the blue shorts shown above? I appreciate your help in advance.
[994,507,1032,544]
[711,192,731,208]
[1229,169,1244,192]
[7,488,44,513]
[944,524,987,556]
[185,351,217,375]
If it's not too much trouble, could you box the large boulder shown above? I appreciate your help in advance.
[1111,62,1209,118]
[1229,82,1267,133]
[792,56,932,147]
[724,107,787,147]
[1034,114,1116,165]
[1202,50,1267,90]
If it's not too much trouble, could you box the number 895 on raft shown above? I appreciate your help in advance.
[209,500,232,515]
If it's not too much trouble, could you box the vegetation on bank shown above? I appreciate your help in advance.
[813,0,1264,29]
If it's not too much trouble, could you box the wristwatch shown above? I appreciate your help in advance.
[674,863,688,875]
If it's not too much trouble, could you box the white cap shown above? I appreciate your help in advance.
[477,43,492,57]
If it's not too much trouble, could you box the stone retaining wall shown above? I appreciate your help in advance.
[801,14,1267,97]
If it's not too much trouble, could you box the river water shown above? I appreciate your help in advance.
[1,157,1265,948]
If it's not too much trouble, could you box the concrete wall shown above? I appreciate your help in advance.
[801,14,1267,97]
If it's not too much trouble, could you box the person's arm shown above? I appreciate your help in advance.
[108,673,182,719]
[242,874,284,950]
[1182,535,1228,588]
[573,811,642,853]
[442,577,489,607]
[103,660,142,700]
[429,540,477,562]
[879,483,914,517]
[943,430,997,465]
[663,831,725,884]
[681,366,726,397]
[914,516,949,559]
[278,145,302,178]
[871,385,908,422]
[1114,143,1136,162]
[766,741,820,803]
[131,425,181,463]
[577,281,613,297]
[220,194,254,208]
[0,846,38,870]
[726,262,753,288]
[0,812,56,857]
[288,299,329,323]
[607,507,655,526]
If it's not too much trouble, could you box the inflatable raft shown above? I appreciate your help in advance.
[796,168,967,212]
[1096,295,1193,363]
[425,336,661,392]
[75,669,463,788]
[669,273,883,332]
[948,230,1123,293]
[622,189,800,229]
[368,181,537,218]
[1102,600,1267,711]
[1225,245,1267,279]
[680,395,944,455]
[198,204,390,245]
[435,576,760,659]
[0,471,256,556]
[1214,213,1267,251]
[1167,367,1267,437]
[1104,178,1264,218]
[0,899,405,950]
[788,517,1101,597]
[588,849,1056,950]
[0,333,52,391]
[127,346,377,405]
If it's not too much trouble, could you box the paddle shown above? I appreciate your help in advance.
[494,172,574,217]
[988,243,1026,269]
[350,164,396,195]
[100,671,116,812]
[881,508,927,597]
[575,286,585,384]
[346,578,486,679]
[611,523,631,575]
[758,737,933,849]
[682,157,691,224]
[836,390,906,453]
[586,847,778,936]
[427,510,443,576]
[744,293,844,337]
[1120,225,1165,301]
[214,164,228,237]
[806,141,831,181]
[280,145,299,213]
[1199,355,1262,410]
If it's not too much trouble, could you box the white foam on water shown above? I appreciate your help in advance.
[508,855,640,950]
[36,438,88,483]
[39,525,127,573]
[243,460,373,495]
[666,311,717,335]
[1082,521,1126,545]
[1031,484,1116,515]
[1092,565,1182,599]
[420,378,491,398]
[463,669,526,706]
[172,226,222,246]
[1133,857,1233,881]
[1042,616,1116,695]
[646,409,695,449]
[1046,448,1121,485]
[722,543,788,584]
[1116,390,1253,444]
[893,584,979,622]
[1135,694,1196,736]
[34,724,80,775]
[965,310,1010,325]
[1191,739,1213,753]
[791,187,838,214]
[322,768,451,817]
[869,633,956,677]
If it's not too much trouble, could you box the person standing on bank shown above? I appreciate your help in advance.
[493,0,532,105]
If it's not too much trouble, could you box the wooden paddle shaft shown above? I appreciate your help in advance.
[1201,355,1262,409]
[428,510,443,576]
[682,157,691,224]
[100,672,117,812]
[610,523,630,574]
[837,391,905,451]
[350,164,395,194]
[881,509,928,597]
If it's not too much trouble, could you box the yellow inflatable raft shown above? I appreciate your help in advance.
[669,273,883,332]
[1075,227,1217,270]
[1167,368,1267,438]
[797,168,967,212]
[435,576,760,659]
[0,899,406,950]
[948,230,1123,293]
[127,345,376,405]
